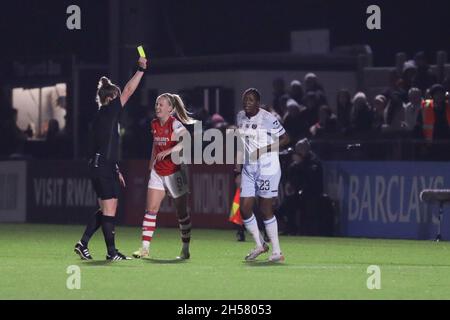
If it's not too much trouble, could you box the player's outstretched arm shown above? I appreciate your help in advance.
[120,57,147,107]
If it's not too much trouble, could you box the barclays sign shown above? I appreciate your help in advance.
[323,161,450,240]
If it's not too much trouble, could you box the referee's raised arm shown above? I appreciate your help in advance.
[120,57,148,107]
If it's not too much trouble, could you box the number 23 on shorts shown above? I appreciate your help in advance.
[258,179,270,191]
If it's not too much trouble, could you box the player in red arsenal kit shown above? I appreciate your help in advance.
[152,116,183,176]
[133,93,195,260]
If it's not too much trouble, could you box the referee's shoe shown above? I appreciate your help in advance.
[74,241,93,260]
[106,250,132,261]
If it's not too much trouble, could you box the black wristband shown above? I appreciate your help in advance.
[137,66,146,72]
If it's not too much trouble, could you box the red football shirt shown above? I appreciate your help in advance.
[151,116,184,176]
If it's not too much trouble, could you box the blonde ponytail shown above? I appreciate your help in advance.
[159,93,196,124]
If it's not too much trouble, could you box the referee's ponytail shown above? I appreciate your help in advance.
[96,76,121,106]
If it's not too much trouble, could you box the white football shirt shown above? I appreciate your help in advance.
[236,108,285,172]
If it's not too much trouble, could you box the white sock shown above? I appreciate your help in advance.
[243,214,262,247]
[142,241,150,251]
[259,231,267,245]
[264,216,281,255]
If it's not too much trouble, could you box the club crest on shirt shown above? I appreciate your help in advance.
[252,124,257,129]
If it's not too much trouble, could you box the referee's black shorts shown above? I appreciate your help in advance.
[90,163,120,200]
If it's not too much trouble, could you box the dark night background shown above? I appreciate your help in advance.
[1,0,449,65]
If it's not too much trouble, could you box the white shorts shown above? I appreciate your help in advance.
[240,164,281,198]
[148,169,189,199]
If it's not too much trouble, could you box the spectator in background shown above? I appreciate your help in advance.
[309,105,338,139]
[383,91,405,135]
[350,92,373,138]
[272,78,289,117]
[293,138,324,236]
[288,80,304,107]
[416,84,450,160]
[303,91,327,128]
[282,99,308,144]
[403,87,422,133]
[304,73,325,97]
[389,68,403,94]
[398,60,417,102]
[336,89,353,135]
[207,113,227,129]
[417,84,450,141]
[279,150,302,235]
[372,94,387,133]
[304,73,328,113]
[413,52,438,94]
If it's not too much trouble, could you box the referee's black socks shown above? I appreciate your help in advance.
[81,210,103,246]
[101,215,117,256]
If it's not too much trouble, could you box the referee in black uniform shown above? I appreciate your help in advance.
[74,57,147,261]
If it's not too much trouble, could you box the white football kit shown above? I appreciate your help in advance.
[236,108,286,198]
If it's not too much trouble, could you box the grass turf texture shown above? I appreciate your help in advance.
[1,224,450,299]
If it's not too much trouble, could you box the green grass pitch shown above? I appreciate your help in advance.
[1,223,450,299]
